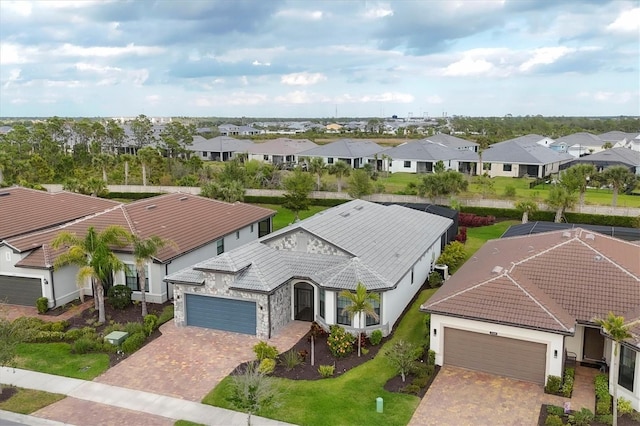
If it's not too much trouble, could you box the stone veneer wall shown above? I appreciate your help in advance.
[265,230,349,257]
[269,282,292,337]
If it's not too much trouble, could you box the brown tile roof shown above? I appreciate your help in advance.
[422,228,640,335]
[5,193,275,267]
[0,187,120,240]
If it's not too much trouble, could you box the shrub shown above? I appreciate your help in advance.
[49,321,68,333]
[327,325,355,358]
[561,368,574,397]
[298,350,309,361]
[427,350,436,366]
[457,212,496,227]
[545,375,562,394]
[157,305,174,325]
[27,331,66,343]
[102,323,125,335]
[412,375,428,388]
[594,373,612,415]
[436,241,467,270]
[36,297,49,314]
[12,316,46,331]
[567,408,593,426]
[309,321,327,338]
[72,337,99,354]
[65,327,97,341]
[595,414,613,425]
[123,322,145,336]
[107,285,132,310]
[400,384,421,395]
[596,399,612,416]
[547,405,564,416]
[617,397,633,416]
[369,329,383,346]
[253,341,279,361]
[428,271,443,288]
[504,185,516,198]
[143,314,158,335]
[121,332,146,354]
[318,364,335,378]
[545,414,563,426]
[258,358,276,375]
[280,350,303,371]
[454,226,467,243]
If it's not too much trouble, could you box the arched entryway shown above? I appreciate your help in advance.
[294,282,314,321]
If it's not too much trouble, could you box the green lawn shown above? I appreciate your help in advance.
[202,288,438,426]
[377,173,421,194]
[15,343,110,380]
[174,421,206,426]
[254,204,329,231]
[0,388,65,414]
[462,221,519,265]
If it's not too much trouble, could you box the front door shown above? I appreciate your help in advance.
[583,327,605,361]
[294,282,314,321]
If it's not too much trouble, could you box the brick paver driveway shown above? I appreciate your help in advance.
[95,320,309,401]
[409,366,570,426]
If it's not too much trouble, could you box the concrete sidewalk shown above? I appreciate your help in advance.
[0,367,292,426]
[0,409,72,426]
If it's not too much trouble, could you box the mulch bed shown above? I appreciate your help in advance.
[0,386,18,403]
[538,404,640,426]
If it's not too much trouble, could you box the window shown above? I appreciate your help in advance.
[5,251,10,261]
[327,157,334,164]
[319,288,325,319]
[503,164,512,172]
[236,231,240,240]
[404,161,411,168]
[619,345,636,392]
[216,239,224,255]
[366,296,380,326]
[250,224,254,233]
[336,295,351,325]
[125,264,149,292]
[201,152,207,157]
[483,162,491,171]
[411,267,414,284]
[263,155,269,161]
[258,219,271,237]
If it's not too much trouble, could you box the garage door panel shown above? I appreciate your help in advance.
[186,294,256,335]
[0,275,42,306]
[444,328,546,384]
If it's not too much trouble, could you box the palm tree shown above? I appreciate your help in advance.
[561,164,596,208]
[328,160,350,193]
[51,226,130,324]
[119,154,136,185]
[596,312,631,426]
[546,185,577,223]
[515,199,538,224]
[92,153,114,183]
[603,166,636,207]
[129,234,173,317]
[307,157,326,191]
[339,282,380,357]
[137,146,159,186]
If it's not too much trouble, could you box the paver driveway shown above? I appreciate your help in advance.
[95,320,309,401]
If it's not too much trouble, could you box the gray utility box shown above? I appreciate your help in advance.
[105,331,129,346]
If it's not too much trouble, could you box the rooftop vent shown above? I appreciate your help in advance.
[562,231,571,238]
[491,266,503,274]
[594,255,602,261]
[0,192,10,197]
[339,212,350,218]
[528,246,535,252]
[354,205,364,211]
[585,233,595,241]
[179,196,188,201]
[146,205,156,210]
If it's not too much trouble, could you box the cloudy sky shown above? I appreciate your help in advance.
[1,0,638,118]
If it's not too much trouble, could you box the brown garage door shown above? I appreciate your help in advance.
[444,328,547,384]
[0,275,42,306]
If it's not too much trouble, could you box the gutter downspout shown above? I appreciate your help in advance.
[267,293,271,339]
[50,269,57,308]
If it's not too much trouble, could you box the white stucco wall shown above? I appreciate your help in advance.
[51,265,82,306]
[429,314,565,381]
[606,345,640,411]
[388,159,459,174]
[483,162,521,178]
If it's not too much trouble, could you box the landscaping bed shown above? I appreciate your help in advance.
[538,404,640,426]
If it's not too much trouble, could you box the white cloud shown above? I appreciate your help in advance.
[3,68,22,89]
[363,4,394,19]
[336,92,414,103]
[1,1,32,16]
[53,43,164,58]
[252,60,271,66]
[146,95,161,105]
[274,91,313,104]
[443,57,494,76]
[275,9,324,20]
[0,43,37,65]
[76,63,122,74]
[519,47,573,72]
[281,72,327,86]
[606,7,640,34]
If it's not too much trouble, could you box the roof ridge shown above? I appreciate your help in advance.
[120,205,138,235]
[510,236,577,267]
[573,238,640,281]
[426,274,506,307]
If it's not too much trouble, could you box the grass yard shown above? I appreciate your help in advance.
[203,288,438,426]
[174,421,205,426]
[15,343,110,380]
[0,388,65,414]
[377,173,421,194]
[462,221,519,264]
[254,204,329,231]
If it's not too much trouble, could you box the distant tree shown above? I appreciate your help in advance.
[130,114,155,149]
[561,164,596,207]
[515,199,538,224]
[119,154,136,185]
[83,177,108,197]
[159,122,195,172]
[307,157,326,191]
[92,153,115,183]
[602,142,613,149]
[200,180,245,203]
[137,146,160,186]
[347,169,373,199]
[339,282,380,357]
[547,185,577,223]
[417,170,468,201]
[434,160,446,174]
[474,174,495,199]
[602,166,636,207]
[328,160,351,192]
[105,119,125,153]
[282,168,314,220]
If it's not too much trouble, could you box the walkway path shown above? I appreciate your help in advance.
[0,367,292,426]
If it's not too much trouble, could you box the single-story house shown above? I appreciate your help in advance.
[426,133,479,152]
[218,124,261,136]
[246,138,317,166]
[563,147,640,175]
[421,229,640,409]
[382,139,479,174]
[482,134,573,178]
[502,221,640,242]
[188,136,254,161]
[166,200,453,338]
[299,138,387,168]
[0,190,274,308]
[555,132,606,158]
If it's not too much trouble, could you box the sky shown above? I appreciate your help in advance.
[0,0,639,118]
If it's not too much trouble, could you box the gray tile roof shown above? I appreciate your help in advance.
[555,132,604,148]
[483,134,573,164]
[166,200,452,293]
[598,131,635,142]
[570,147,640,167]
[425,133,479,148]
[382,140,478,162]
[190,136,254,152]
[245,138,317,155]
[299,139,387,158]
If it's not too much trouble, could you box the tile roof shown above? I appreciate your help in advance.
[189,136,254,153]
[483,135,573,164]
[425,133,479,148]
[299,138,387,158]
[382,139,478,162]
[570,147,640,167]
[245,138,317,155]
[167,200,452,293]
[422,229,640,335]
[0,187,120,240]
[555,132,604,148]
[4,193,275,267]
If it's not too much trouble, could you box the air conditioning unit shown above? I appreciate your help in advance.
[433,264,449,280]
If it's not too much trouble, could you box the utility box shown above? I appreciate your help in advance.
[105,331,129,346]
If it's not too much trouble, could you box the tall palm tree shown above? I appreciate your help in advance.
[137,146,159,186]
[339,282,380,357]
[515,199,538,224]
[596,312,632,426]
[119,153,136,185]
[561,164,596,208]
[92,153,114,183]
[129,234,173,317]
[546,185,577,223]
[328,160,350,193]
[307,157,326,191]
[51,226,130,324]
[603,166,636,207]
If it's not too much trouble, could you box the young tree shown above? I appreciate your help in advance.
[474,174,495,199]
[200,180,245,203]
[602,166,636,207]
[328,160,350,192]
[347,169,373,199]
[547,185,577,223]
[119,154,136,185]
[384,340,418,382]
[339,282,380,357]
[596,313,631,426]
[51,226,130,324]
[228,361,279,426]
[434,160,446,174]
[515,199,538,224]
[92,153,115,183]
[561,164,596,208]
[129,234,173,318]
[137,146,159,186]
[282,168,314,220]
[0,309,25,395]
[417,170,468,201]
[307,157,326,191]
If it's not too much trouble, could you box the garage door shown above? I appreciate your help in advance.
[185,294,256,335]
[444,328,546,384]
[0,275,42,306]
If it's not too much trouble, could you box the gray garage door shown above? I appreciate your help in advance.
[444,328,546,384]
[185,294,256,335]
[0,275,42,306]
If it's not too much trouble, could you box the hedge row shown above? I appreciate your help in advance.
[243,195,349,207]
[104,192,163,200]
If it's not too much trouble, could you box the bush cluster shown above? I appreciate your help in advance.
[369,329,383,346]
[327,325,355,358]
[157,305,174,326]
[454,226,467,243]
[545,375,562,394]
[561,367,575,397]
[143,314,158,336]
[436,241,467,271]
[258,358,276,375]
[318,364,335,378]
[458,212,496,227]
[594,373,612,415]
[121,332,146,354]
[107,285,133,310]
[36,297,49,314]
[253,341,279,361]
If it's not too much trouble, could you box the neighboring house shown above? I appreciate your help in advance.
[502,221,640,242]
[166,200,453,338]
[245,138,317,166]
[382,139,479,174]
[555,132,606,158]
[427,133,479,152]
[218,124,261,136]
[299,138,387,168]
[0,190,274,308]
[481,134,573,178]
[325,123,343,133]
[421,229,640,411]
[563,147,640,175]
[189,136,254,161]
